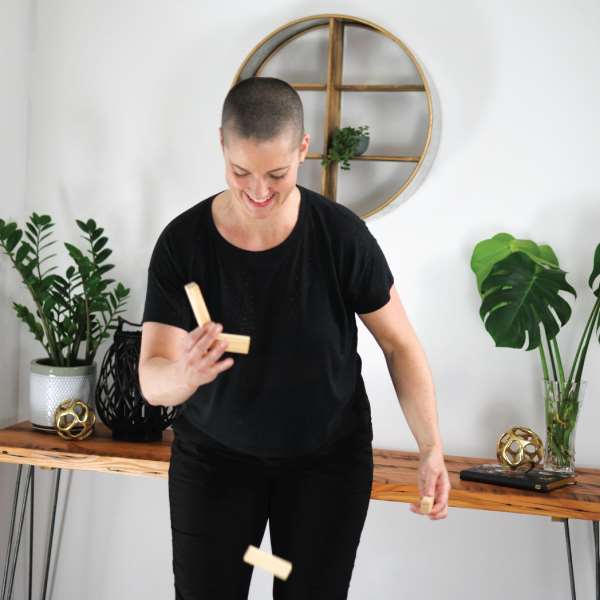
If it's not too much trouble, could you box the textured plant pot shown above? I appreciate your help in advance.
[353,134,370,156]
[30,359,97,432]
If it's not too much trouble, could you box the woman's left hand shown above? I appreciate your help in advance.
[409,446,451,520]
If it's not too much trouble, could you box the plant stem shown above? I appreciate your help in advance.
[572,298,600,385]
[550,336,565,388]
[566,295,600,386]
[545,327,558,383]
[538,343,549,381]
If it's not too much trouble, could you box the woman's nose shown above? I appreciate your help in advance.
[250,180,271,198]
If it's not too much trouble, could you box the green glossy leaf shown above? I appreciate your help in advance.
[90,226,104,241]
[538,244,560,268]
[95,248,112,263]
[64,242,84,262]
[471,233,561,294]
[16,242,32,263]
[6,229,23,252]
[588,243,600,297]
[76,219,89,233]
[12,302,44,343]
[479,252,576,350]
[97,263,114,275]
[92,236,108,253]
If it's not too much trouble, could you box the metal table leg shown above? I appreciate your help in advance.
[593,521,599,600]
[29,468,34,600]
[1,465,32,600]
[564,519,577,600]
[1,466,62,600]
[41,468,61,600]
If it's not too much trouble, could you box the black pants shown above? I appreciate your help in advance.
[167,412,374,600]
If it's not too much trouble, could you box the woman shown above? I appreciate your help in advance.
[139,76,450,600]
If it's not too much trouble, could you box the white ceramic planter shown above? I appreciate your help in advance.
[29,359,97,432]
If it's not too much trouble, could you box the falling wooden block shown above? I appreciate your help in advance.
[243,545,292,581]
[184,281,251,354]
[420,495,434,514]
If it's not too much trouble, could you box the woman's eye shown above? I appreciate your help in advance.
[234,171,248,177]
[270,174,285,180]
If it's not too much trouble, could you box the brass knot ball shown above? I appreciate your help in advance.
[54,399,96,441]
[497,426,544,470]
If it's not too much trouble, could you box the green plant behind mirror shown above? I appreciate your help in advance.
[0,213,130,367]
[321,125,369,170]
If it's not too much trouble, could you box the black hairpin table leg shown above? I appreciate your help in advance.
[1,465,32,600]
[40,468,62,600]
[593,521,599,600]
[564,519,577,600]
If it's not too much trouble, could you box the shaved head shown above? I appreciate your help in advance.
[221,77,304,150]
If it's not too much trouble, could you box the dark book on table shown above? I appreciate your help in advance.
[459,464,577,492]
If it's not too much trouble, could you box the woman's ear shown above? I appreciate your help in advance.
[299,132,310,163]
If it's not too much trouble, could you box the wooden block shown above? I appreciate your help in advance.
[420,495,434,514]
[243,545,292,581]
[216,332,251,354]
[184,281,251,355]
[184,282,211,325]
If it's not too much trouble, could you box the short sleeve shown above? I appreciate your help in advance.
[345,221,395,314]
[142,227,192,331]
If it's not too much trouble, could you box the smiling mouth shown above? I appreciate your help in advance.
[244,191,275,205]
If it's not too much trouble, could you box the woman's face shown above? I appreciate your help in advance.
[220,127,309,219]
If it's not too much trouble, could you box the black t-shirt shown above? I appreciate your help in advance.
[142,184,394,457]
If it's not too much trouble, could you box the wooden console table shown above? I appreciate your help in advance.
[1,420,599,600]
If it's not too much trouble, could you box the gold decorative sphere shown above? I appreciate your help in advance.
[497,426,544,470]
[54,399,96,440]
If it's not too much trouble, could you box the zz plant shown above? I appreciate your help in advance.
[0,213,130,367]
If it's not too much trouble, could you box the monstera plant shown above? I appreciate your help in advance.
[471,233,600,471]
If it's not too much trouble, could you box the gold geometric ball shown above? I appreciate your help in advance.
[496,425,544,470]
[54,399,96,441]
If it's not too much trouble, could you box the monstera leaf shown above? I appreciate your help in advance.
[471,233,560,294]
[478,252,576,350]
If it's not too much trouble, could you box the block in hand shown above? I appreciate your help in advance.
[184,282,251,354]
[420,495,434,514]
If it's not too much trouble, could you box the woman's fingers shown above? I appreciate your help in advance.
[184,321,234,384]
[187,322,222,361]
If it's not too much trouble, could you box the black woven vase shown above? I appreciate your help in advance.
[95,317,180,441]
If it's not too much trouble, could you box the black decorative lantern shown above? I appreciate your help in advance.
[95,317,181,441]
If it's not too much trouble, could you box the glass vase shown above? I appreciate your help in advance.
[542,379,586,473]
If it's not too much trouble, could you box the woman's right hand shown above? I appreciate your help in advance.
[177,321,235,392]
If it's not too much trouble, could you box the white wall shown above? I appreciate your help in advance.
[2,1,600,598]
[0,0,31,594]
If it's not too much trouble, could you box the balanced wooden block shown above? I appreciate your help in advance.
[243,545,293,581]
[184,281,211,325]
[420,495,434,514]
[184,282,251,354]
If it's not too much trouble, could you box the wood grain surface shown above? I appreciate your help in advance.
[1,421,599,520]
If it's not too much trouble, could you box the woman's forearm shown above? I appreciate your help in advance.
[384,343,443,453]
[139,356,197,407]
